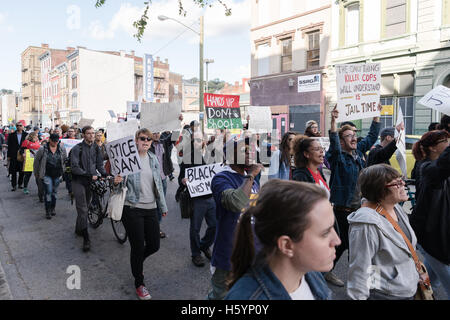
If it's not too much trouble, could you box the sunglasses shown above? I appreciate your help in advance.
[139,137,152,142]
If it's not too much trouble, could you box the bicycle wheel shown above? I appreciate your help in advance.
[87,194,105,229]
[111,218,127,244]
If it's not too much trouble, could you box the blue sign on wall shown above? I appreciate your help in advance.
[144,54,154,102]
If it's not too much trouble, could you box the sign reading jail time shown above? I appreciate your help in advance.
[106,136,142,177]
[204,93,243,129]
[336,63,381,122]
[185,163,225,198]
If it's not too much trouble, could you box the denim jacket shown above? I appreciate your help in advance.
[225,262,332,300]
[268,150,290,180]
[325,121,380,207]
[124,151,168,213]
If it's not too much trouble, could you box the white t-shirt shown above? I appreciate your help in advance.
[289,276,315,300]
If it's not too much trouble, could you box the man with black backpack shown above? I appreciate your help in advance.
[70,126,107,252]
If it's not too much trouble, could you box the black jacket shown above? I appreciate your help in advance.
[410,146,450,264]
[70,141,107,184]
[7,131,28,161]
[150,133,175,177]
[367,140,397,166]
[292,166,327,184]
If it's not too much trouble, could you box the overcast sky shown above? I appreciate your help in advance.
[0,0,251,91]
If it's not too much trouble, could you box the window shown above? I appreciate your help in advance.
[307,32,320,69]
[346,3,360,46]
[72,76,77,89]
[399,96,414,135]
[72,94,77,109]
[257,43,270,76]
[385,0,407,37]
[71,60,77,71]
[280,38,292,72]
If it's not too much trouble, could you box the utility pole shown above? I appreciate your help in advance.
[199,16,204,134]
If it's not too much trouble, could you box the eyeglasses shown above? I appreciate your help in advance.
[385,179,405,188]
[139,137,152,142]
[343,133,357,139]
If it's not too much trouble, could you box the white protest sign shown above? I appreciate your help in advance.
[312,137,330,152]
[105,136,142,177]
[418,85,450,116]
[60,139,82,156]
[336,63,381,122]
[247,106,273,133]
[140,101,182,133]
[395,106,407,177]
[78,118,95,127]
[185,163,225,198]
[106,120,139,143]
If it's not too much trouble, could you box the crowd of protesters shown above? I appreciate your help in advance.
[0,110,448,301]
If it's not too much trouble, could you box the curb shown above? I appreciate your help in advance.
[0,258,12,300]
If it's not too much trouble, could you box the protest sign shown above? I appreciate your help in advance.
[140,101,182,133]
[185,163,225,198]
[204,93,242,129]
[336,63,381,122]
[247,106,273,133]
[106,120,139,143]
[418,85,450,116]
[105,136,142,177]
[23,149,34,172]
[60,139,82,156]
[395,106,407,177]
[127,101,140,119]
[78,118,95,127]
[312,137,330,152]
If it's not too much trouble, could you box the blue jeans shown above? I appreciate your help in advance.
[190,197,216,258]
[157,178,167,223]
[418,245,450,299]
[43,176,61,211]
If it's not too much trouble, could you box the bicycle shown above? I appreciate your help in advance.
[87,176,127,244]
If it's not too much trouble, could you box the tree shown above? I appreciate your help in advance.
[95,0,231,42]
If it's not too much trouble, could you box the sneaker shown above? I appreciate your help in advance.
[200,247,212,260]
[11,187,16,192]
[160,231,166,239]
[192,255,205,267]
[23,188,29,195]
[324,271,345,287]
[136,285,152,300]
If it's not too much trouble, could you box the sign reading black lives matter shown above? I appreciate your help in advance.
[336,63,381,122]
[185,163,225,197]
[106,136,142,177]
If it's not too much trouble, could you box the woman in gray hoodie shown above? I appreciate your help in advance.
[347,164,419,300]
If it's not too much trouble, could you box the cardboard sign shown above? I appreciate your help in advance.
[185,163,225,198]
[418,85,450,116]
[60,139,82,156]
[336,63,381,122]
[247,106,273,133]
[140,101,182,133]
[105,136,142,177]
[78,118,95,128]
[106,120,139,143]
[204,93,242,129]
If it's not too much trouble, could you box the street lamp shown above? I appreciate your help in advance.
[158,15,205,133]
[204,59,214,93]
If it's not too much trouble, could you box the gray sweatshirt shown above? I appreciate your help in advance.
[346,205,419,300]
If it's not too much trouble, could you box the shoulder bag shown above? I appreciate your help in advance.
[107,177,127,221]
[368,203,435,300]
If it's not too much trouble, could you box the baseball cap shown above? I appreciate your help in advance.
[380,127,395,138]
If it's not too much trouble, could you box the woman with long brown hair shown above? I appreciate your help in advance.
[268,132,299,180]
[411,130,450,298]
[225,179,340,300]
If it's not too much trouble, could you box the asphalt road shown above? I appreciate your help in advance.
[0,157,446,300]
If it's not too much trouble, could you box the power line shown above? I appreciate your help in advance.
[152,20,199,56]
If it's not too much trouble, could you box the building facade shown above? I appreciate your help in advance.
[169,72,183,103]
[250,0,332,136]
[66,48,135,128]
[328,0,450,135]
[183,79,200,112]
[21,44,48,126]
[153,57,170,103]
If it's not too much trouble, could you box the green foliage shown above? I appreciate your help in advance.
[95,0,232,42]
